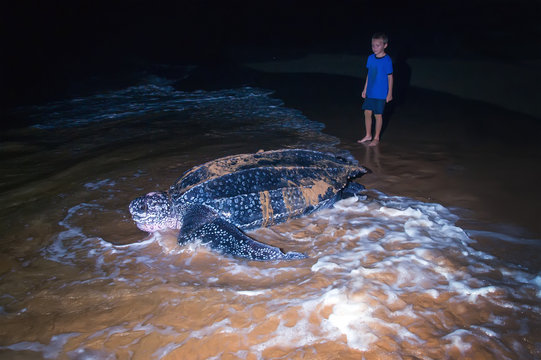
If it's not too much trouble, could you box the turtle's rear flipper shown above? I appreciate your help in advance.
[339,182,366,199]
[179,205,307,261]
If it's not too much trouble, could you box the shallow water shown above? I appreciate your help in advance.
[1,81,540,359]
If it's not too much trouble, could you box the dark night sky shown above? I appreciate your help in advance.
[2,0,540,108]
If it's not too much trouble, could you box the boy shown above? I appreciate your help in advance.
[358,33,393,146]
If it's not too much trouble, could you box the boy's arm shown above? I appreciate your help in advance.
[362,77,368,98]
[386,74,393,103]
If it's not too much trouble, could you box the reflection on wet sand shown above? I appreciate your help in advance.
[362,142,381,173]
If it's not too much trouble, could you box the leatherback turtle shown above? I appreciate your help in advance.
[129,149,370,260]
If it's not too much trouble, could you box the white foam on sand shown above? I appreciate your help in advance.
[13,189,541,358]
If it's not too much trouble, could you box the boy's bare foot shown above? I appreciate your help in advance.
[368,139,379,146]
[357,136,372,143]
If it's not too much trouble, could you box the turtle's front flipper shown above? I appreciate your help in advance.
[179,205,307,261]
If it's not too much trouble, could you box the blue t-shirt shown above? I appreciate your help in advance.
[365,54,393,99]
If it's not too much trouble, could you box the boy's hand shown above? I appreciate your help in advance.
[362,90,366,98]
[386,94,393,103]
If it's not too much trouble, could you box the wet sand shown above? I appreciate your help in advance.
[1,57,540,359]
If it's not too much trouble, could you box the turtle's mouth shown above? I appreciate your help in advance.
[131,213,164,232]
[131,211,175,232]
[135,221,163,233]
[134,218,179,233]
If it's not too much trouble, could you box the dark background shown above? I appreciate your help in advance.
[2,0,540,109]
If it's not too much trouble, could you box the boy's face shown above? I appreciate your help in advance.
[371,38,387,56]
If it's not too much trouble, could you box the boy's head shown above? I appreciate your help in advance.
[372,33,389,44]
[371,32,388,56]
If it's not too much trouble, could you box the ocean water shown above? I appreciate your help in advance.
[1,76,540,359]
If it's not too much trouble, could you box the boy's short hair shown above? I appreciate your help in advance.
[372,32,389,44]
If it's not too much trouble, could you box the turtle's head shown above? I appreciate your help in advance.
[129,192,177,232]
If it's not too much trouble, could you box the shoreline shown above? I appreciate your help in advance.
[246,53,541,120]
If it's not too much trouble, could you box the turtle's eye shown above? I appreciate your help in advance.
[129,197,149,216]
[139,202,147,212]
[133,199,147,213]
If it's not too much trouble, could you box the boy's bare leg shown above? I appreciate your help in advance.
[369,114,383,146]
[357,110,373,143]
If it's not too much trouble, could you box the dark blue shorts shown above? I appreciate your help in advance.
[362,98,386,115]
